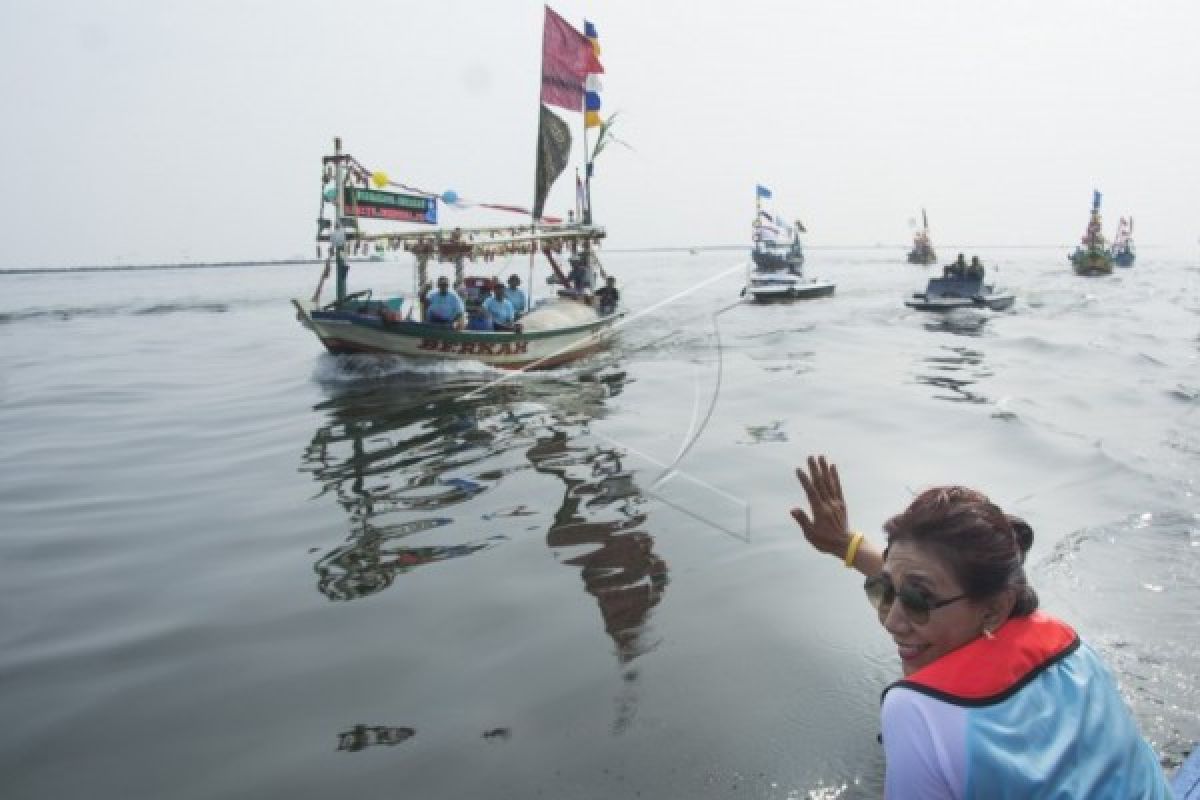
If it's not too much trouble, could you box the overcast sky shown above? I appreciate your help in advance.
[3,0,1198,267]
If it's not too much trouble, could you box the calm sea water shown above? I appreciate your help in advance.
[1,247,1198,799]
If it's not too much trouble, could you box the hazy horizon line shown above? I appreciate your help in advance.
[1,242,1183,275]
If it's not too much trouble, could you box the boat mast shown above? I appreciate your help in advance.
[582,108,591,226]
[333,136,348,304]
[754,190,760,252]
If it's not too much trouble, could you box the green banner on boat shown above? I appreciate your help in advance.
[343,187,438,224]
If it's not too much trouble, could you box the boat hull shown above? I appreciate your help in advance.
[748,280,836,302]
[296,300,619,370]
[1113,251,1135,268]
[1070,249,1114,275]
[907,249,937,265]
[905,274,1014,313]
[905,294,1014,312]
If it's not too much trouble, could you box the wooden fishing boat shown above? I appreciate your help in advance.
[294,9,621,370]
[1070,190,1114,276]
[293,218,619,369]
[1111,215,1136,267]
[907,208,937,265]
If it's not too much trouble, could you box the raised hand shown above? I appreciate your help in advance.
[790,454,851,558]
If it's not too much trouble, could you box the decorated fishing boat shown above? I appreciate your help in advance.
[906,208,937,265]
[745,185,835,302]
[905,256,1014,312]
[1069,190,1114,276]
[294,9,623,370]
[1111,215,1136,267]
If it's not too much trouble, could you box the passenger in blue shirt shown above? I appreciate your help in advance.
[482,284,516,331]
[424,277,465,328]
[505,274,527,316]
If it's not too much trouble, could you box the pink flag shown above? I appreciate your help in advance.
[541,7,603,111]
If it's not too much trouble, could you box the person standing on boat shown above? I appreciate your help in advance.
[425,276,465,329]
[482,283,517,332]
[789,455,1172,800]
[595,276,619,315]
[505,274,527,317]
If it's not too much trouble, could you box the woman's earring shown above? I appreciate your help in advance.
[982,627,995,640]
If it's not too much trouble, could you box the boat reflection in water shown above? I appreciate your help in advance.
[301,360,668,732]
[301,371,510,600]
[921,309,989,338]
[913,343,993,405]
[528,433,667,664]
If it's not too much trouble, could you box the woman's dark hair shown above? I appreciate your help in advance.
[882,487,1039,619]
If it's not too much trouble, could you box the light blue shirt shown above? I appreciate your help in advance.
[505,286,527,315]
[881,641,1170,799]
[482,295,515,326]
[425,288,464,322]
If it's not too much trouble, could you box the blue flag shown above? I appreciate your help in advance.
[756,184,772,199]
[1092,189,1102,211]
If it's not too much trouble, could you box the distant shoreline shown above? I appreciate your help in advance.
[1,243,1141,274]
[0,259,324,275]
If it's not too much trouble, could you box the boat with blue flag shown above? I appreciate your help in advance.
[745,185,835,301]
[1070,190,1115,275]
[905,254,1015,312]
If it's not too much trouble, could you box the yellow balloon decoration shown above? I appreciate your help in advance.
[371,171,389,188]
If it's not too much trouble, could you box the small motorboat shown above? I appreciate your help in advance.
[905,261,1014,312]
[745,187,835,302]
[746,271,837,302]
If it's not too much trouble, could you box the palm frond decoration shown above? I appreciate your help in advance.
[590,112,633,163]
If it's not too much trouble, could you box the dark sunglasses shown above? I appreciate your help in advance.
[864,574,967,625]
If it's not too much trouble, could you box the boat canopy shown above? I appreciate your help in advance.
[318,223,606,263]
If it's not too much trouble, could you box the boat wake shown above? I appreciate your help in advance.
[0,301,230,323]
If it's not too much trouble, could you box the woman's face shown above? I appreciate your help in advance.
[879,539,990,676]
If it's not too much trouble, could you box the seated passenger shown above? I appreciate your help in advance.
[425,277,465,328]
[967,256,985,279]
[482,283,517,331]
[595,276,620,315]
[568,256,594,291]
[944,253,968,278]
[505,274,527,316]
[466,306,493,331]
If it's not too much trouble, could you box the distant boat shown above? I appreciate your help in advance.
[1111,216,1135,267]
[907,208,937,265]
[906,257,1014,312]
[745,186,835,302]
[1070,190,1114,276]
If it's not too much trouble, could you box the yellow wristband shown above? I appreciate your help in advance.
[844,532,864,568]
